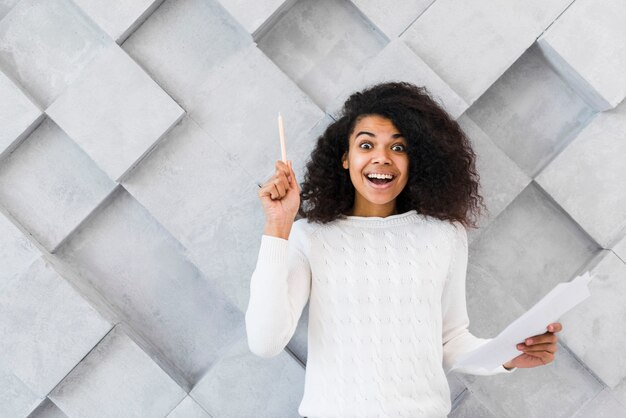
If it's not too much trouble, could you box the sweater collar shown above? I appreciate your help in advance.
[337,209,424,227]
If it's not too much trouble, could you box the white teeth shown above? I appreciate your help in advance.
[367,173,393,180]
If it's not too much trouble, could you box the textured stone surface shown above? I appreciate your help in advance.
[217,0,288,35]
[0,70,41,158]
[559,251,626,388]
[465,43,595,178]
[326,39,468,120]
[71,0,160,43]
[0,368,41,417]
[614,233,626,262]
[535,99,626,248]
[0,118,116,251]
[0,211,39,293]
[0,0,110,107]
[56,186,243,388]
[449,390,498,418]
[0,258,112,397]
[0,1,624,416]
[190,332,305,418]
[257,0,387,109]
[447,374,469,407]
[27,398,68,418]
[466,183,598,312]
[49,325,187,417]
[123,116,261,311]
[47,43,185,182]
[537,0,626,110]
[456,115,530,239]
[401,0,571,104]
[182,43,325,185]
[122,0,253,110]
[574,388,626,418]
[0,0,21,21]
[350,0,434,38]
[166,396,211,418]
[458,347,603,418]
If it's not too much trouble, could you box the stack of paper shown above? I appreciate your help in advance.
[450,271,594,372]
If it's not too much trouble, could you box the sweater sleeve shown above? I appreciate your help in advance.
[245,222,312,358]
[441,221,517,375]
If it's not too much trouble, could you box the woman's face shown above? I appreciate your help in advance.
[341,114,410,217]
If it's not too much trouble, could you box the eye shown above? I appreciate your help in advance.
[392,144,406,152]
[359,142,372,149]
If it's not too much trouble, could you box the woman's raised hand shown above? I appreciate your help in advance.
[258,160,300,238]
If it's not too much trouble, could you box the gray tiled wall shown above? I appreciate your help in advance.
[1,0,625,416]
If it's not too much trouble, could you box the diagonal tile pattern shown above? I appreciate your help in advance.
[0,0,111,107]
[0,0,625,416]
[46,43,185,182]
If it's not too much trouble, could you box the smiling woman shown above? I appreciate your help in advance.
[298,81,487,229]
[248,82,563,418]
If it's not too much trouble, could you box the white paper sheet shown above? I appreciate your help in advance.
[450,271,594,373]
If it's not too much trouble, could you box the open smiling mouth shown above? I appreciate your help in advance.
[364,174,396,188]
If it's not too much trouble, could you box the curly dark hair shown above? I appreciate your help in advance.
[297,81,488,230]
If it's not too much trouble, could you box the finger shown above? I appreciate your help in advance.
[279,175,290,193]
[279,168,291,190]
[288,160,299,191]
[547,323,563,333]
[286,160,292,183]
[273,178,286,197]
[524,334,558,345]
[258,183,276,200]
[518,343,558,354]
[276,160,291,180]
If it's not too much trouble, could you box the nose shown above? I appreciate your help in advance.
[371,148,393,164]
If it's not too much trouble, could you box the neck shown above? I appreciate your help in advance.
[347,203,398,218]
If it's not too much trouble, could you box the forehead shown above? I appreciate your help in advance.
[350,115,405,144]
[353,114,399,131]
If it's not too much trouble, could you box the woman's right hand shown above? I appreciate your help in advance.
[258,160,300,228]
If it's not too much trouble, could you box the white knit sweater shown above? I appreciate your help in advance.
[245,209,515,418]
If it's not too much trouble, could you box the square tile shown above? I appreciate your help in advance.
[0,118,116,251]
[0,0,110,106]
[456,115,530,240]
[47,43,185,181]
[538,0,626,110]
[217,0,288,35]
[350,0,434,38]
[535,100,626,248]
[49,325,186,417]
[0,258,112,396]
[0,212,39,293]
[122,0,253,110]
[401,0,571,104]
[466,183,598,311]
[465,43,595,178]
[72,0,160,43]
[56,187,244,387]
[559,251,626,388]
[185,44,324,184]
[326,39,468,120]
[190,333,305,417]
[0,368,41,417]
[257,0,387,109]
[0,70,42,158]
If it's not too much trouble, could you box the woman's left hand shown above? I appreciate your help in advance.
[502,322,562,369]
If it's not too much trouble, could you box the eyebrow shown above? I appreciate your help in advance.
[355,131,404,139]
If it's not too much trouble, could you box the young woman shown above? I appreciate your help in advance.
[246,82,562,417]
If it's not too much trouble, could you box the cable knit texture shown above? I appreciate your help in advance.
[245,209,515,418]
